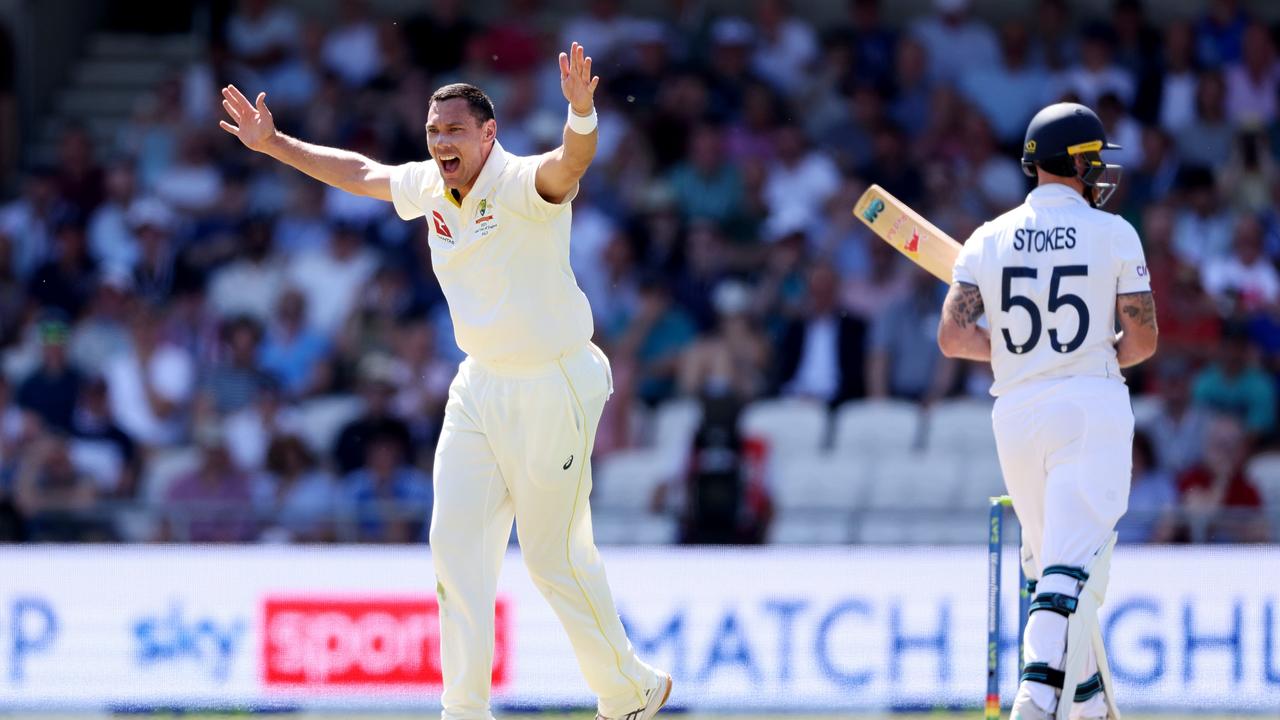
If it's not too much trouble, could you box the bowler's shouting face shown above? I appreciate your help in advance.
[426,98,497,191]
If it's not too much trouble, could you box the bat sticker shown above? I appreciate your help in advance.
[904,228,920,255]
[862,198,885,223]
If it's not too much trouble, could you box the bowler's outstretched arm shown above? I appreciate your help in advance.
[536,42,599,204]
[218,84,393,201]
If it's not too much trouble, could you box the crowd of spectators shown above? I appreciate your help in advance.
[0,0,1278,543]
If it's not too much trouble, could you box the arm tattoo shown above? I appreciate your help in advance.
[946,282,985,329]
[1119,292,1157,329]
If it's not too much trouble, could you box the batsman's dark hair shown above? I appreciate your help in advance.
[430,83,496,125]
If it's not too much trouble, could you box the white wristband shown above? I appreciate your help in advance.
[567,105,598,134]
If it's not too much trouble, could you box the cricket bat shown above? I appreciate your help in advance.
[853,184,961,284]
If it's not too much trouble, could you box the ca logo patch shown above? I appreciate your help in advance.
[474,196,498,237]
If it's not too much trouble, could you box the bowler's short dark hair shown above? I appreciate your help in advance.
[430,83,496,125]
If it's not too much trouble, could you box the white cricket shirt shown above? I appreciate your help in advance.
[954,184,1150,397]
[389,140,594,365]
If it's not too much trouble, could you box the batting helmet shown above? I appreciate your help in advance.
[1021,102,1122,207]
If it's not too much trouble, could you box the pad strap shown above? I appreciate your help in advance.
[1022,661,1065,688]
[1025,578,1038,595]
[1042,564,1089,583]
[1030,591,1079,617]
[1022,664,1103,701]
[1074,672,1104,702]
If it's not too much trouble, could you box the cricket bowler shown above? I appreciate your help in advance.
[937,103,1159,720]
[218,43,672,720]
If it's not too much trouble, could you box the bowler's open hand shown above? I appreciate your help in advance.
[219,84,277,152]
[559,42,599,116]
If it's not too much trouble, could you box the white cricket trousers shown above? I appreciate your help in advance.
[430,342,660,720]
[992,375,1133,718]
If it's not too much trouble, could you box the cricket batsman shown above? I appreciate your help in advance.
[936,103,1159,720]
[218,43,672,720]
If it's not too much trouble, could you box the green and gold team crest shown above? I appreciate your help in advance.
[474,197,498,237]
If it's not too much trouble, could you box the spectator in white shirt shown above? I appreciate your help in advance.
[1057,24,1135,108]
[1156,21,1200,133]
[208,218,284,323]
[751,0,818,98]
[1096,92,1144,171]
[910,0,999,87]
[1224,23,1280,126]
[1176,71,1235,169]
[1147,360,1209,476]
[1172,166,1236,266]
[959,21,1051,144]
[762,125,840,234]
[0,169,57,279]
[284,222,378,337]
[226,0,302,92]
[104,303,194,447]
[87,162,140,272]
[273,181,332,257]
[152,130,223,215]
[1201,215,1280,314]
[1028,0,1076,72]
[558,0,632,70]
[320,0,383,88]
[224,380,302,472]
[958,114,1026,215]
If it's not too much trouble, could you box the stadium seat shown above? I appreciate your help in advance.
[593,450,669,511]
[771,455,864,511]
[627,403,652,447]
[592,511,678,544]
[856,513,914,543]
[295,395,366,455]
[628,514,679,544]
[739,397,829,458]
[924,398,997,457]
[1246,452,1280,509]
[769,511,850,544]
[864,454,961,509]
[1130,394,1162,430]
[649,397,702,474]
[832,399,923,459]
[954,454,1008,507]
[857,512,985,544]
[141,446,202,504]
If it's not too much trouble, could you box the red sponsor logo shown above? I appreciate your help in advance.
[903,227,920,255]
[431,211,454,240]
[262,596,508,687]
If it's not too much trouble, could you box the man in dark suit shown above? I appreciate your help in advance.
[772,264,867,406]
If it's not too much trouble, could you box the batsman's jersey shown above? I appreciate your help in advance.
[389,140,594,365]
[954,183,1150,397]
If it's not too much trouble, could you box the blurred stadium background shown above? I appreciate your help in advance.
[0,0,1277,716]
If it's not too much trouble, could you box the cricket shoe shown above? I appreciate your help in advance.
[596,672,672,720]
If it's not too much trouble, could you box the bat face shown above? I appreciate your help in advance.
[854,184,962,284]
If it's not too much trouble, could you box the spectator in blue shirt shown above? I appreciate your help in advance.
[17,313,82,433]
[1118,430,1178,543]
[1191,321,1277,439]
[259,288,331,397]
[343,434,431,543]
